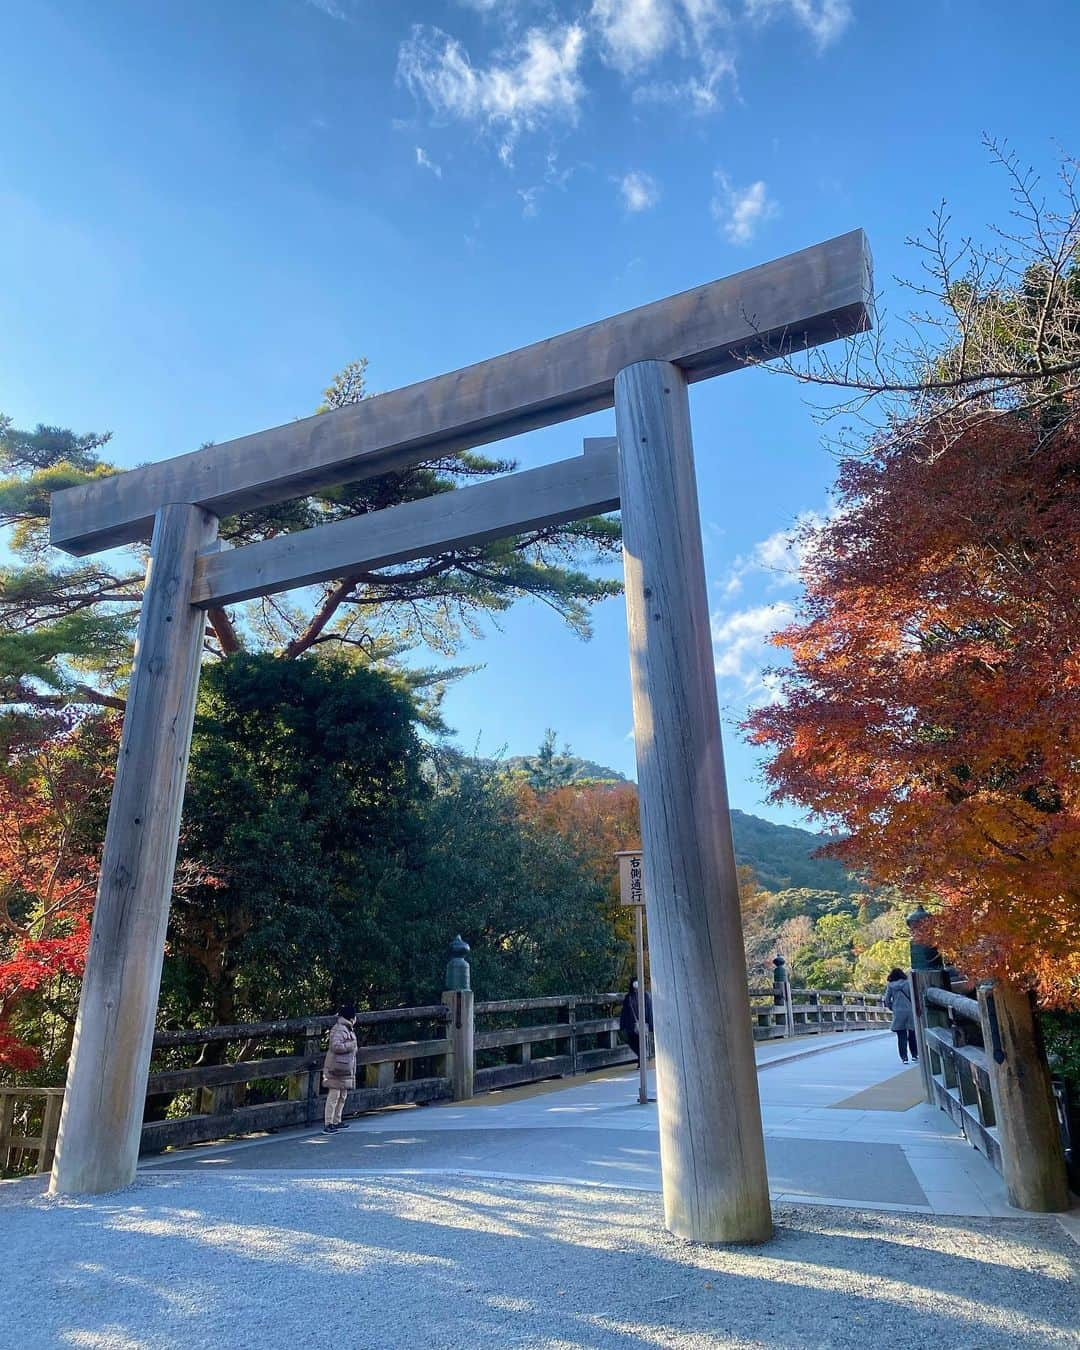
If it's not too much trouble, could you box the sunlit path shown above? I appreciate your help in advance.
[2,1173,1076,1350]
[145,1032,1015,1218]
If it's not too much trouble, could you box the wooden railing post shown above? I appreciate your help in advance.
[783,979,795,1038]
[288,1020,321,1126]
[442,934,474,1102]
[442,990,474,1101]
[977,981,1069,1212]
[0,1091,15,1175]
[911,968,949,1104]
[38,1091,63,1175]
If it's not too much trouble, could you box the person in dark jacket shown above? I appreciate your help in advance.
[883,969,918,1064]
[619,979,653,1066]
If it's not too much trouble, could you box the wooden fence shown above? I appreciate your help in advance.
[749,981,890,1039]
[911,969,1070,1211]
[0,1086,64,1176]
[915,983,1001,1169]
[3,977,889,1174]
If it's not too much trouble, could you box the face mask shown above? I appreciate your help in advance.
[631,981,639,990]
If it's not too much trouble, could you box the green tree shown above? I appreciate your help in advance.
[522,728,577,794]
[0,361,622,712]
[162,652,428,1029]
[374,761,621,1004]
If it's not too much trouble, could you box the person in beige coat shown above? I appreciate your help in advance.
[322,1004,358,1132]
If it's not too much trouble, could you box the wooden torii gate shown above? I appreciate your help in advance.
[47,230,872,1243]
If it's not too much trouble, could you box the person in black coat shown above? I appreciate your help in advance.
[619,978,653,1066]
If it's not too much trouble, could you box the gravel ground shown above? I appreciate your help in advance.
[1,1173,1076,1349]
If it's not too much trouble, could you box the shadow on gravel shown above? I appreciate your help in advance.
[1,1174,1076,1349]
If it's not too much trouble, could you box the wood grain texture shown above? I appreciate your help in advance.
[977,981,1070,1211]
[443,990,475,1101]
[616,360,772,1244]
[190,445,620,607]
[51,231,872,555]
[50,504,218,1196]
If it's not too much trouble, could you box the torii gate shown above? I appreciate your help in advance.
[46,230,872,1243]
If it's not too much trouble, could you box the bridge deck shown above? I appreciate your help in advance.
[147,1029,1014,1218]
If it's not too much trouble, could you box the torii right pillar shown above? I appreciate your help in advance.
[616,359,772,1244]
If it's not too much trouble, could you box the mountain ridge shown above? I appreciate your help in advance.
[499,753,858,898]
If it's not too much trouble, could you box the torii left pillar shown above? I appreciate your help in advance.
[51,503,217,1194]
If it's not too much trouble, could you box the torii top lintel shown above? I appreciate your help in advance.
[50,229,872,557]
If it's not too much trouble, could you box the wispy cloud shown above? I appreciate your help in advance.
[302,0,351,18]
[398,22,586,141]
[518,185,543,216]
[591,0,734,110]
[711,172,776,244]
[632,53,736,113]
[618,169,660,211]
[722,508,831,597]
[744,0,853,50]
[415,146,443,177]
[711,601,794,704]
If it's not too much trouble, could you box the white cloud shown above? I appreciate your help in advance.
[745,0,853,49]
[591,0,676,73]
[711,172,776,244]
[721,508,831,597]
[398,23,586,136]
[632,50,735,112]
[711,602,793,688]
[518,185,543,216]
[303,0,349,18]
[618,169,660,211]
[591,0,733,106]
[415,146,442,177]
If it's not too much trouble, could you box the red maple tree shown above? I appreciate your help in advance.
[0,713,116,1072]
[745,412,1080,1007]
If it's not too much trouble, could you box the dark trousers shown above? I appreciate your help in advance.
[626,1031,641,1064]
[895,1029,918,1062]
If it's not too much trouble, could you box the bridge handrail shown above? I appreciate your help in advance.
[151,1004,449,1048]
[5,982,890,1176]
[924,987,980,1022]
[911,968,1069,1211]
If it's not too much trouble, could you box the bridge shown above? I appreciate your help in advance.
[2,999,1077,1348]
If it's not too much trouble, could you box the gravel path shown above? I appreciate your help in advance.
[1,1173,1076,1349]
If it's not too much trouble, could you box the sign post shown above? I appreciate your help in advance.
[616,850,649,1106]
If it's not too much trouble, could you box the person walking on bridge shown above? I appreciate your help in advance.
[884,969,918,1065]
[323,1004,357,1133]
[620,978,653,1067]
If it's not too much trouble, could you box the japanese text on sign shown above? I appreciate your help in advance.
[616,851,646,907]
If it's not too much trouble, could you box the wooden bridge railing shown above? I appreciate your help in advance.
[917,983,1001,1170]
[3,969,891,1174]
[748,976,890,1040]
[0,1086,64,1177]
[911,968,1070,1212]
[141,1004,453,1155]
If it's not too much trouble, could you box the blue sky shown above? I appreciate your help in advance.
[4,1,1078,824]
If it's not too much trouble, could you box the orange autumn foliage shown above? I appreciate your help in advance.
[745,412,1080,1007]
[516,780,642,958]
